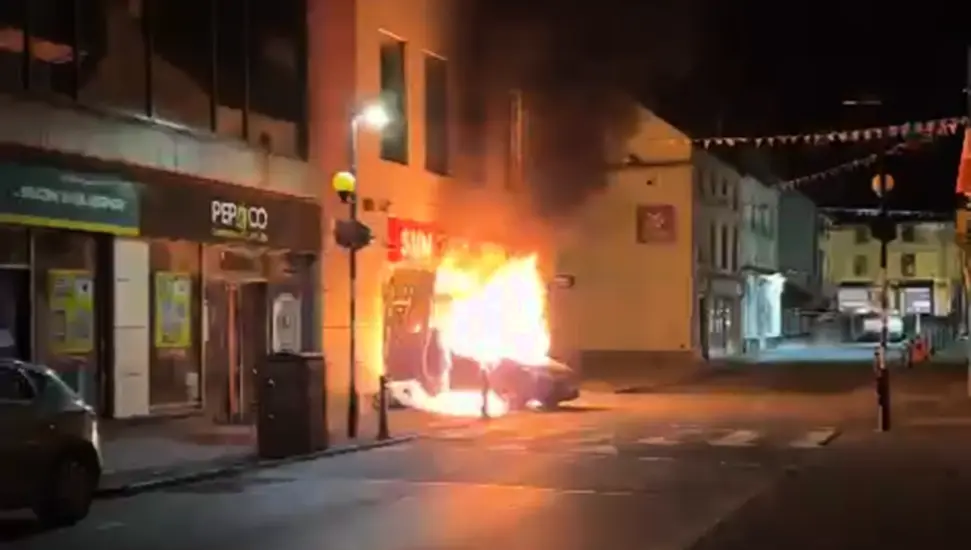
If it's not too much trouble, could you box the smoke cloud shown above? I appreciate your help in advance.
[446,0,703,223]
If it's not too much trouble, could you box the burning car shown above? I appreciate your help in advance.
[381,253,579,415]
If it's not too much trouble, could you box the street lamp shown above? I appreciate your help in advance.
[345,100,391,439]
[843,96,893,432]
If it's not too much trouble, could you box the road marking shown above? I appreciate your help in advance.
[708,430,760,447]
[788,427,839,448]
[488,444,529,452]
[637,436,680,446]
[637,456,675,462]
[96,521,125,531]
[574,444,619,455]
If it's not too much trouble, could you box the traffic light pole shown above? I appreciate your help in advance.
[347,117,360,439]
[876,161,891,432]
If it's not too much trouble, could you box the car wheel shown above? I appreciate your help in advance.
[33,453,97,528]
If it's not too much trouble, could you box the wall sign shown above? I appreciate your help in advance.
[387,217,445,263]
[636,204,677,244]
[141,178,320,252]
[210,200,270,243]
[0,163,140,236]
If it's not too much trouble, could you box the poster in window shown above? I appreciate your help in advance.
[636,204,677,243]
[154,272,192,349]
[48,270,95,355]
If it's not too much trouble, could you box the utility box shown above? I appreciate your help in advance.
[255,352,327,459]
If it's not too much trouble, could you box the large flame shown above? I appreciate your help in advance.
[398,250,552,417]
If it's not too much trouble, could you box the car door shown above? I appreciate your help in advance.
[0,366,39,506]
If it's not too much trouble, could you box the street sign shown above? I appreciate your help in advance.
[870,173,895,197]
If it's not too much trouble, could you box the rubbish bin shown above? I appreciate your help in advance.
[255,352,327,459]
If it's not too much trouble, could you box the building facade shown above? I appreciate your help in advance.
[822,221,962,318]
[738,175,782,351]
[0,0,320,420]
[313,0,537,423]
[693,152,744,357]
[777,190,826,336]
[550,107,697,372]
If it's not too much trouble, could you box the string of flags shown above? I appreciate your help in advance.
[664,116,968,149]
[776,119,968,192]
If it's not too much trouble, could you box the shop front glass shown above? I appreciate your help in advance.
[149,239,203,410]
[33,229,98,406]
[0,225,30,360]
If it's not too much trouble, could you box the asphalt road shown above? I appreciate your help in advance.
[1,398,844,550]
[8,358,960,550]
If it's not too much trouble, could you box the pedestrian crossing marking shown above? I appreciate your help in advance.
[787,427,839,448]
[574,444,619,455]
[707,430,760,447]
[638,436,680,446]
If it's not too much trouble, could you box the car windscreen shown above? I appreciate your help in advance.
[22,368,85,410]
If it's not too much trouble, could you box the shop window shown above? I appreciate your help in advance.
[149,239,202,408]
[32,229,97,404]
[0,225,29,266]
[379,35,408,164]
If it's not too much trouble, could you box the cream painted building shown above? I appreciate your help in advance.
[552,107,710,372]
[314,0,538,408]
[822,221,962,317]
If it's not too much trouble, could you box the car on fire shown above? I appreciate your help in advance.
[381,267,580,411]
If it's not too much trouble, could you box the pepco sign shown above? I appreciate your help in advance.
[211,200,269,242]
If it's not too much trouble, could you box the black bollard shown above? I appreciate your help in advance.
[377,375,390,440]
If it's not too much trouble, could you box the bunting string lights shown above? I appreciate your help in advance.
[776,121,964,191]
[652,115,968,148]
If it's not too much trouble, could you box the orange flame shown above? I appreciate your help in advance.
[404,250,551,417]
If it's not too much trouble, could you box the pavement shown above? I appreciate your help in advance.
[6,344,971,549]
[97,406,474,494]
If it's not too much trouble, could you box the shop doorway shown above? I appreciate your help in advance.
[205,281,268,424]
[0,268,30,361]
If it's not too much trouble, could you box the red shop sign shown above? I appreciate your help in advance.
[387,217,446,263]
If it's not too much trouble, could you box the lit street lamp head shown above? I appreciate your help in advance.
[357,103,392,130]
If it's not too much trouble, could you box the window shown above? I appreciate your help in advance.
[901,253,916,277]
[854,226,869,243]
[0,368,33,401]
[900,225,916,243]
[505,89,525,189]
[149,239,202,407]
[695,169,704,197]
[709,223,717,269]
[731,226,739,271]
[379,36,408,164]
[4,0,308,157]
[720,224,729,270]
[853,255,868,277]
[424,53,449,175]
[720,177,728,197]
[708,173,717,197]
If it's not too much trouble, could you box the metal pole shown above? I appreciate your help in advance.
[966,45,971,396]
[348,118,360,439]
[877,164,891,431]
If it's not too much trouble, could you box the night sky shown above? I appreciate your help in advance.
[637,1,971,214]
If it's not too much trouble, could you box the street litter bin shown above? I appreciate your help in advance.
[255,352,327,459]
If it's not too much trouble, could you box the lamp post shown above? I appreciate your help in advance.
[345,102,391,439]
[843,98,893,432]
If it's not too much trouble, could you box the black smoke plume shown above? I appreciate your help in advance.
[449,0,703,220]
